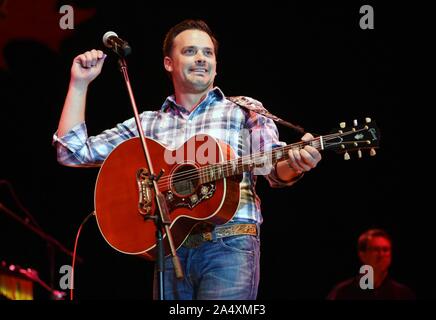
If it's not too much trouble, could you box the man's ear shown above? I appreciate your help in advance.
[164,56,173,72]
[358,251,366,264]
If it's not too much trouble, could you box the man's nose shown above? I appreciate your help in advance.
[195,53,206,65]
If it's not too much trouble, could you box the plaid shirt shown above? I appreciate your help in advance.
[53,87,294,224]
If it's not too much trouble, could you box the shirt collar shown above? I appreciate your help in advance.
[160,87,225,114]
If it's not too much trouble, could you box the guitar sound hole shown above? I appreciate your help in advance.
[172,164,199,196]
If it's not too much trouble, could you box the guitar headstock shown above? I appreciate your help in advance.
[323,118,380,160]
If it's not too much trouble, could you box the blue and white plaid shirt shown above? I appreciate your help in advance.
[53,87,294,224]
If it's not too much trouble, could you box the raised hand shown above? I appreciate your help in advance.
[70,49,107,86]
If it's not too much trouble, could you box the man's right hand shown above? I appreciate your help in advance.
[57,50,107,137]
[71,49,107,86]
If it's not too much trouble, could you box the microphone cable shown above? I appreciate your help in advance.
[70,210,95,301]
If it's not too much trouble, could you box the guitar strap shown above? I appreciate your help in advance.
[228,96,305,134]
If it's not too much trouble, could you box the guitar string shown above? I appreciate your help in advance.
[154,129,373,190]
[155,141,366,189]
[159,137,372,188]
[158,143,372,189]
[155,139,322,188]
[153,132,335,184]
[155,140,367,190]
[155,128,369,184]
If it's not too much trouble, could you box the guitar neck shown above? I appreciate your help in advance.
[199,137,324,184]
[198,122,379,184]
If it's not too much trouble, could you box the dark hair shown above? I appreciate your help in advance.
[162,19,219,58]
[358,229,392,252]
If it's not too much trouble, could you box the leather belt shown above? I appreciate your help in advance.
[182,223,257,249]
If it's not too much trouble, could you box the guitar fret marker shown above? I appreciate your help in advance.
[216,166,222,179]
[232,160,237,174]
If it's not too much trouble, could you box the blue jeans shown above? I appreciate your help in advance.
[154,233,260,300]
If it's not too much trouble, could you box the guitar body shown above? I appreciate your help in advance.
[94,134,242,260]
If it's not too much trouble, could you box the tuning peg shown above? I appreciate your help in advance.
[344,152,350,160]
[365,117,372,123]
[340,122,346,129]
[353,119,358,126]
[358,150,362,158]
[370,148,377,156]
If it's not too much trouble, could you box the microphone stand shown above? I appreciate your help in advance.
[115,54,183,300]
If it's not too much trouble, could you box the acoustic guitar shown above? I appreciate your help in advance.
[94,118,380,260]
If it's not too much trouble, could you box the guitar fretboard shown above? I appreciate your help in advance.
[198,137,324,184]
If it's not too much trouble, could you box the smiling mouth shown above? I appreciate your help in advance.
[190,68,208,73]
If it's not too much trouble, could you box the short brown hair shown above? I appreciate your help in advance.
[358,229,392,252]
[162,19,219,58]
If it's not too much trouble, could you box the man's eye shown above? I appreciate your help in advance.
[204,50,213,56]
[184,48,195,55]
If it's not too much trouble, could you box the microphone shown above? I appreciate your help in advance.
[102,31,132,57]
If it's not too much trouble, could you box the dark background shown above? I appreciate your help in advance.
[1,1,431,300]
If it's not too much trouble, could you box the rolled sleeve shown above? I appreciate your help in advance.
[52,122,100,167]
[52,115,140,167]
